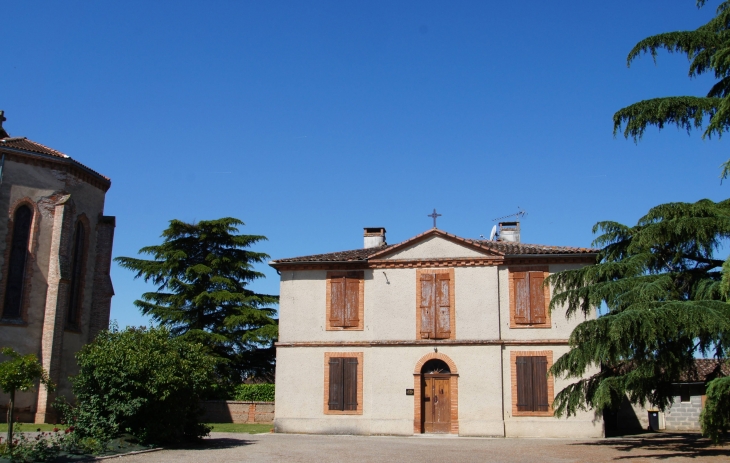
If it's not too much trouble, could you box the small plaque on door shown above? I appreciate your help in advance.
[406,389,414,396]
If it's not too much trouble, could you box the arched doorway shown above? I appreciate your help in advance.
[421,359,452,433]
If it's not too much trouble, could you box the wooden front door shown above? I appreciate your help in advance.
[422,374,451,433]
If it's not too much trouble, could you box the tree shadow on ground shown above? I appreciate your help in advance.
[573,433,729,460]
[170,437,256,451]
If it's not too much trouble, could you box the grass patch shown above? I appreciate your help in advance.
[206,423,273,433]
[0,423,62,432]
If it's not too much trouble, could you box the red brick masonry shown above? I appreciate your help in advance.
[200,401,275,424]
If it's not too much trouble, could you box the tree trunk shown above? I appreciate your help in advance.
[6,389,14,449]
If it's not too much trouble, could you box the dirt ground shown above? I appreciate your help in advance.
[115,432,729,463]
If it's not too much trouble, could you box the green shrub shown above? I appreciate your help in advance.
[233,384,275,402]
[65,325,220,445]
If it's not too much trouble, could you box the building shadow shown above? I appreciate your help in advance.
[604,396,649,437]
[573,433,729,460]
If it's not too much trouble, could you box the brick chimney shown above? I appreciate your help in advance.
[363,227,386,248]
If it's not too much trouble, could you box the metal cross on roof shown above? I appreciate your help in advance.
[427,208,442,229]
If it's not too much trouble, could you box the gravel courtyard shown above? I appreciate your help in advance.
[117,432,729,463]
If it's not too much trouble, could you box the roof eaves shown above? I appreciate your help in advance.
[0,143,112,187]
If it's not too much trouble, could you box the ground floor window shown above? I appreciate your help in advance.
[511,350,554,416]
[324,352,363,415]
[516,356,549,412]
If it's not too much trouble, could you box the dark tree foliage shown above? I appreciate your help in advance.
[547,199,730,442]
[0,348,53,449]
[115,218,278,384]
[613,0,730,178]
[67,325,218,444]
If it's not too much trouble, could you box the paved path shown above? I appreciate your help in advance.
[117,432,729,463]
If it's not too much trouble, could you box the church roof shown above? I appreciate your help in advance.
[270,228,598,265]
[0,136,111,186]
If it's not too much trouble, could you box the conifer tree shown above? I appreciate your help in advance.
[548,200,730,440]
[115,218,278,384]
[549,1,730,441]
[613,0,730,178]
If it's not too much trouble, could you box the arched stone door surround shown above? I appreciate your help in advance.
[413,352,459,434]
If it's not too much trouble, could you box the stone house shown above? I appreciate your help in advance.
[269,224,603,437]
[0,113,115,423]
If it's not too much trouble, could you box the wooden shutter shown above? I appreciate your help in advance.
[513,272,530,324]
[344,278,360,327]
[516,356,533,412]
[330,277,345,327]
[532,356,549,412]
[328,357,344,410]
[343,358,358,411]
[420,273,436,338]
[528,272,547,324]
[435,273,451,339]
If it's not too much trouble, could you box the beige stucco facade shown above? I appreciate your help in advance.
[0,131,114,423]
[271,229,602,438]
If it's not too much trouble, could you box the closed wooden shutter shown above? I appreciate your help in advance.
[528,272,546,324]
[420,273,436,338]
[435,273,451,339]
[328,357,344,410]
[344,358,359,411]
[344,278,360,327]
[516,356,532,411]
[532,356,549,412]
[513,272,530,324]
[330,278,346,327]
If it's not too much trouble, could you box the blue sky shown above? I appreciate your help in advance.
[1,1,727,328]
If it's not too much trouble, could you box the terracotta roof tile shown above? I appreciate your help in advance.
[271,229,598,264]
[0,137,111,181]
[680,359,730,382]
[273,244,396,263]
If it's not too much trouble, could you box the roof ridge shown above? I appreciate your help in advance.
[270,229,598,264]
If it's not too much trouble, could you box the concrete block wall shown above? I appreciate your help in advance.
[665,396,702,431]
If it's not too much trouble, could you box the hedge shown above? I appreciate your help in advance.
[233,383,275,402]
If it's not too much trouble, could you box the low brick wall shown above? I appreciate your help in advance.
[200,401,274,424]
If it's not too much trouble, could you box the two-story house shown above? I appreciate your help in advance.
[269,224,602,437]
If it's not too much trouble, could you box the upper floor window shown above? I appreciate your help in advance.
[326,271,364,330]
[417,268,455,339]
[2,205,32,320]
[66,220,86,329]
[509,267,551,328]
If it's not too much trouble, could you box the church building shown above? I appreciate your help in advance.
[0,112,115,423]
[270,222,603,437]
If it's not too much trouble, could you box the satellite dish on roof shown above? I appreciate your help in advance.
[489,225,497,241]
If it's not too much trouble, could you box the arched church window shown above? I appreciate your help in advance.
[2,205,32,320]
[66,220,86,329]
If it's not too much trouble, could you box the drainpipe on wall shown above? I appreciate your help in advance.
[497,267,506,436]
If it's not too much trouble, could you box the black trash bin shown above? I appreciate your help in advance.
[648,410,660,431]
